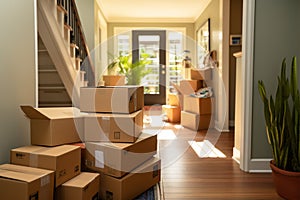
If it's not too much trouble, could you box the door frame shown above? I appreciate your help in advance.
[132,30,167,105]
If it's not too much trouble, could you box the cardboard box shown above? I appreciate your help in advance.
[181,111,211,130]
[20,106,83,146]
[56,172,100,200]
[184,96,212,115]
[85,133,157,178]
[11,145,81,187]
[99,157,161,200]
[180,80,203,93]
[168,93,180,106]
[190,68,212,81]
[103,75,125,86]
[80,86,144,114]
[162,105,181,123]
[84,110,143,143]
[0,164,54,200]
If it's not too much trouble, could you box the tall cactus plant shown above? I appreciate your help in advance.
[258,57,300,172]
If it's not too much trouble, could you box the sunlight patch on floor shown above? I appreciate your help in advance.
[157,129,177,140]
[189,140,226,158]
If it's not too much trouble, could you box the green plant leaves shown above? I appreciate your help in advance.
[258,57,300,172]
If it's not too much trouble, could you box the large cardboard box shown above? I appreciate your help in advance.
[181,111,211,130]
[99,157,161,200]
[184,96,212,115]
[85,133,157,178]
[80,86,144,114]
[103,75,125,86]
[190,68,212,81]
[0,164,54,200]
[11,145,81,187]
[56,172,100,200]
[84,110,143,143]
[162,105,181,123]
[20,106,83,146]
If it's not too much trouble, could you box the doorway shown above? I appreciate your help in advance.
[132,30,166,105]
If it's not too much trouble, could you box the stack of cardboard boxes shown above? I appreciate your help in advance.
[180,68,213,130]
[3,106,100,200]
[162,93,181,123]
[80,86,160,200]
[0,85,160,200]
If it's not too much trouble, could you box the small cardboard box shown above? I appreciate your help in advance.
[0,164,54,200]
[11,145,81,187]
[103,75,125,86]
[181,111,211,130]
[85,133,157,178]
[99,157,161,200]
[84,110,143,143]
[190,68,212,81]
[162,105,181,123]
[80,86,144,114]
[167,93,180,106]
[184,96,212,115]
[56,172,100,200]
[20,106,83,146]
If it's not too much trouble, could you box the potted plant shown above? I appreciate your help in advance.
[102,52,126,86]
[258,56,300,199]
[104,52,151,86]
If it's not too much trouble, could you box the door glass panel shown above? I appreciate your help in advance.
[138,35,160,94]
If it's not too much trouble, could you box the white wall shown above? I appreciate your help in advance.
[0,0,37,164]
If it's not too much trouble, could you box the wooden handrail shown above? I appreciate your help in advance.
[57,0,95,86]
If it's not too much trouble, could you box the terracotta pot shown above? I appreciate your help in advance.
[102,75,125,86]
[270,161,300,200]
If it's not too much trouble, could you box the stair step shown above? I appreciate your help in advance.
[39,87,71,104]
[39,103,73,107]
[64,24,73,31]
[57,4,67,14]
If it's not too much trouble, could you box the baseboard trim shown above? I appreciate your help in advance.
[214,120,230,132]
[248,158,272,173]
[232,147,240,164]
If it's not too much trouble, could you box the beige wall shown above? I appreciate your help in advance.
[194,0,229,131]
[0,0,37,164]
[75,0,108,84]
[229,0,243,125]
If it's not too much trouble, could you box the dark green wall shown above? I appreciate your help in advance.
[252,0,300,158]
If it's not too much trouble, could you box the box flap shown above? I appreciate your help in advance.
[21,106,81,120]
[20,105,49,120]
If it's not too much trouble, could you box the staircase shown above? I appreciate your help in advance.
[37,0,95,107]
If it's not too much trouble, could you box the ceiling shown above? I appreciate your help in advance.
[97,0,212,23]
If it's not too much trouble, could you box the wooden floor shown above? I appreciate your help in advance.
[154,123,282,200]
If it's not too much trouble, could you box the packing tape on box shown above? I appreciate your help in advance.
[29,153,39,167]
[134,92,137,111]
[101,117,110,135]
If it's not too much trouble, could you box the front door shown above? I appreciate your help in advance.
[132,30,166,105]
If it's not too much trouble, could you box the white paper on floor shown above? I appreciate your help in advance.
[189,140,226,158]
